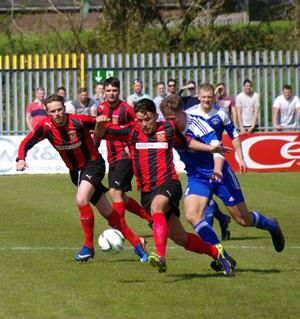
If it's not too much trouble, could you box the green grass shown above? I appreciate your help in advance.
[0,173,299,319]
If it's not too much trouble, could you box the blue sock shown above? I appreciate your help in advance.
[203,200,215,227]
[252,211,277,233]
[194,220,220,245]
[194,220,230,258]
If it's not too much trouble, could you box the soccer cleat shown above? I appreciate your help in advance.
[75,245,95,262]
[270,219,285,252]
[220,215,231,241]
[149,253,167,273]
[134,239,149,263]
[213,244,232,276]
[210,254,237,273]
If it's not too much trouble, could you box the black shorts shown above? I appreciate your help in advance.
[141,179,182,220]
[70,159,108,205]
[108,159,133,192]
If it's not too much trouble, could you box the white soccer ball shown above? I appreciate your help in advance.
[98,228,125,252]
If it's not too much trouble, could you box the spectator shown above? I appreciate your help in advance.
[67,87,97,116]
[167,78,177,95]
[272,84,300,130]
[215,82,237,127]
[94,82,105,107]
[178,80,199,110]
[153,81,167,120]
[127,79,151,107]
[56,86,67,99]
[236,79,260,135]
[26,87,47,131]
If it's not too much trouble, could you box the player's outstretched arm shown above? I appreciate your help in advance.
[189,139,232,153]
[16,159,27,171]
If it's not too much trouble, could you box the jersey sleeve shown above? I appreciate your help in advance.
[17,124,46,161]
[78,114,96,130]
[104,123,134,142]
[221,110,239,140]
[126,105,136,122]
[168,120,191,148]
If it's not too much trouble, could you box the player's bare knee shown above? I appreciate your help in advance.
[76,196,89,208]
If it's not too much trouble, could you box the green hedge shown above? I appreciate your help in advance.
[0,21,296,54]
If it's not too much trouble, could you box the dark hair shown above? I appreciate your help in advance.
[160,94,183,118]
[44,94,65,108]
[134,98,156,114]
[104,77,120,89]
[78,87,88,94]
[167,78,177,86]
[187,80,196,86]
[56,86,66,93]
[243,79,252,86]
[283,84,292,91]
[156,81,165,87]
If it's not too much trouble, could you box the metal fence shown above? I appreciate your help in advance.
[0,50,299,135]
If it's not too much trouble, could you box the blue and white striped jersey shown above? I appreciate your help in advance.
[174,113,225,179]
[187,104,239,141]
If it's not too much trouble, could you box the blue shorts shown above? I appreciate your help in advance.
[184,166,244,206]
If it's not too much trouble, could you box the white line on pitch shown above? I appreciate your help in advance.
[0,245,299,251]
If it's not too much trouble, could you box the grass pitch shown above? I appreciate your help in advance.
[0,173,299,319]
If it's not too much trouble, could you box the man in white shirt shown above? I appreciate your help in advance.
[272,84,300,130]
[236,79,260,135]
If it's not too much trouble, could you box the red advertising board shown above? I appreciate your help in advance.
[222,132,300,172]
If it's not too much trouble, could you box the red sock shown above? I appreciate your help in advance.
[125,197,152,222]
[107,210,140,247]
[152,212,168,258]
[79,204,94,249]
[112,201,125,217]
[184,233,218,259]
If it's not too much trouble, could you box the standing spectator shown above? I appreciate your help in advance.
[178,80,200,110]
[236,79,260,135]
[214,82,237,127]
[26,87,47,131]
[272,84,300,130]
[67,87,97,116]
[94,82,105,107]
[167,79,177,95]
[127,79,152,108]
[153,81,167,120]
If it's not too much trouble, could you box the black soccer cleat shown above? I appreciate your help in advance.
[220,215,231,241]
[270,219,285,252]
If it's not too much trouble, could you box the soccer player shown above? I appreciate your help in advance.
[95,98,232,276]
[16,94,148,263]
[96,77,153,227]
[160,93,285,273]
[187,83,247,240]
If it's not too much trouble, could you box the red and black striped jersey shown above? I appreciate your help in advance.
[104,120,191,192]
[17,114,101,171]
[97,100,135,164]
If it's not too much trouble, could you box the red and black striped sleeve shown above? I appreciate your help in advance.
[167,120,192,148]
[104,122,134,142]
[76,114,96,130]
[17,124,46,161]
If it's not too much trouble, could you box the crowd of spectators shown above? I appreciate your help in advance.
[26,79,300,132]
